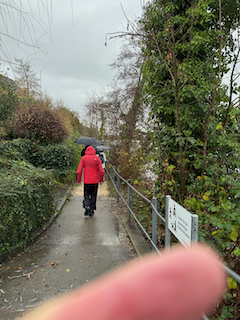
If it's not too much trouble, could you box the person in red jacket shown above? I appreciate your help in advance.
[76,146,105,216]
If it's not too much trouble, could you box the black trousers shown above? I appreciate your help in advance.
[83,184,98,210]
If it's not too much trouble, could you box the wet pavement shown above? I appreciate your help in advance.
[0,183,137,320]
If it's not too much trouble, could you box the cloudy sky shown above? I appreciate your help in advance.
[1,0,145,118]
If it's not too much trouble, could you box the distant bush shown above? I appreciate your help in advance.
[12,105,68,144]
[0,76,18,123]
[31,143,79,183]
[0,160,54,252]
[0,76,18,138]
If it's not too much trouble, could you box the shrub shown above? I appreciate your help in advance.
[0,139,80,183]
[31,143,79,183]
[0,160,54,252]
[0,140,24,164]
[108,146,146,181]
[0,76,18,138]
[0,76,18,123]
[4,138,36,161]
[12,105,68,144]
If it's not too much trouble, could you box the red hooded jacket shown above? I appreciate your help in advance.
[76,146,105,184]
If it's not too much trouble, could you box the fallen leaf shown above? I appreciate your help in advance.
[6,267,10,270]
[49,262,58,267]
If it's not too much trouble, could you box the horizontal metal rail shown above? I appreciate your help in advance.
[106,162,240,284]
[223,265,240,283]
[106,161,240,320]
[109,163,165,224]
[107,164,160,253]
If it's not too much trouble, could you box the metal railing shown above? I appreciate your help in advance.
[106,162,240,295]
[106,161,165,253]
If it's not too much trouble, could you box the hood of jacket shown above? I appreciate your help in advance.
[85,146,96,155]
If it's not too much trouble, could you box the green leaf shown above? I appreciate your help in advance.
[230,227,238,242]
[233,248,240,256]
[227,277,238,289]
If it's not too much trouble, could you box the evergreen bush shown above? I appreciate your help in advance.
[0,139,80,183]
[0,160,54,252]
[31,143,79,183]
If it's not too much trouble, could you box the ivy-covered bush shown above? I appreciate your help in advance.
[12,105,68,144]
[31,143,79,183]
[0,139,80,183]
[0,159,54,252]
[1,138,35,162]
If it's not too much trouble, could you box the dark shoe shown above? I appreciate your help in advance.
[84,209,90,216]
[89,209,94,216]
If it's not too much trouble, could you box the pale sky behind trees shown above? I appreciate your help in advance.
[1,0,144,117]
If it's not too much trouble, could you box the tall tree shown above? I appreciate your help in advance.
[135,0,240,258]
[138,0,240,196]
[14,58,41,98]
[107,0,240,259]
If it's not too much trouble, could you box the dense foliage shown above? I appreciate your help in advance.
[1,138,80,182]
[0,145,54,252]
[31,143,80,183]
[133,2,240,317]
[138,0,240,259]
[12,105,68,144]
[0,75,18,133]
[0,94,82,253]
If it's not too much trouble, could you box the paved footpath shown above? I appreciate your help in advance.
[0,182,137,320]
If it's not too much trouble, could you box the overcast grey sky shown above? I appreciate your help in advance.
[1,0,144,118]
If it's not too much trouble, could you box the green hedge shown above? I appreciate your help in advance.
[0,139,80,183]
[0,138,34,163]
[0,138,80,253]
[0,160,54,252]
[31,143,79,182]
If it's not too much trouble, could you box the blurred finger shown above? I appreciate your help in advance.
[20,245,226,320]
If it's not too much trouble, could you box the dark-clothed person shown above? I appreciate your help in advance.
[76,146,105,216]
[81,145,90,157]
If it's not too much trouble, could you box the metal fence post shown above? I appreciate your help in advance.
[113,166,116,184]
[127,179,131,223]
[117,172,120,203]
[165,195,171,250]
[191,214,199,243]
[107,163,111,178]
[152,196,158,251]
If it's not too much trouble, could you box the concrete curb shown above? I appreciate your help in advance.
[0,187,72,264]
[118,213,151,258]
